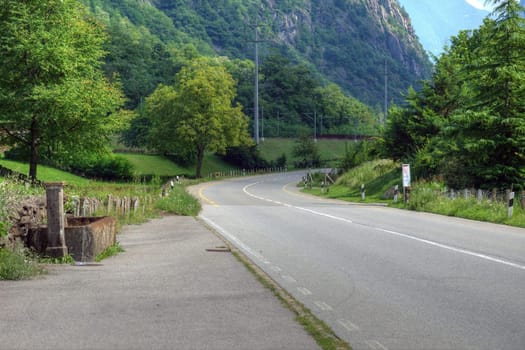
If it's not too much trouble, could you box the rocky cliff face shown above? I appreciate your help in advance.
[258,0,431,104]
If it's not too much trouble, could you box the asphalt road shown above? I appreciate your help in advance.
[0,216,318,350]
[196,171,525,350]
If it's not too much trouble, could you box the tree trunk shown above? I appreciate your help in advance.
[195,146,205,178]
[29,118,39,182]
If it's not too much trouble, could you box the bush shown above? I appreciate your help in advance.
[407,181,443,211]
[69,155,134,181]
[293,133,321,168]
[222,145,269,169]
[0,246,45,280]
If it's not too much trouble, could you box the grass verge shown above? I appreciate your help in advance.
[0,246,46,280]
[199,218,351,350]
[304,159,525,228]
[95,242,125,262]
[156,185,202,216]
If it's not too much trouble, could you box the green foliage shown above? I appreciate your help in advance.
[335,159,398,191]
[146,57,252,177]
[293,133,321,168]
[156,186,201,216]
[83,0,427,135]
[95,242,125,262]
[39,254,75,265]
[0,246,45,280]
[68,154,134,181]
[0,0,126,181]
[384,1,525,190]
[275,153,287,168]
[339,140,382,172]
[222,146,269,169]
[405,180,525,227]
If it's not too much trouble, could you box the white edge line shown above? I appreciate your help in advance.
[200,216,270,265]
[242,181,525,272]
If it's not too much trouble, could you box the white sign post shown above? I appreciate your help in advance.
[402,164,411,203]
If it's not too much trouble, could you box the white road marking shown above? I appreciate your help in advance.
[314,301,333,311]
[282,275,297,283]
[337,319,360,332]
[297,287,313,296]
[271,265,282,272]
[377,227,525,271]
[199,217,270,265]
[242,182,525,271]
[366,340,389,350]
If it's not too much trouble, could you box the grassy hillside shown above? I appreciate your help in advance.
[0,159,91,185]
[116,153,237,178]
[303,159,400,203]
[258,138,350,168]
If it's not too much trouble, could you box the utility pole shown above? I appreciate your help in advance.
[277,110,280,137]
[254,25,260,145]
[247,22,269,145]
[261,105,264,142]
[384,60,388,125]
[303,110,317,141]
[314,110,317,142]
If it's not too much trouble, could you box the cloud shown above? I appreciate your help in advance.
[464,0,493,11]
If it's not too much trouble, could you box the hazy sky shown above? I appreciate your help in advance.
[465,0,520,11]
[465,0,493,11]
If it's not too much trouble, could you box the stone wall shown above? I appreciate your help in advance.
[5,196,47,247]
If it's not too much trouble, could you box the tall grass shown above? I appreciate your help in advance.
[408,181,525,227]
[0,244,46,280]
[156,185,201,216]
[308,160,525,228]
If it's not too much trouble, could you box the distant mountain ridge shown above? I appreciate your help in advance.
[398,0,525,56]
[83,0,432,107]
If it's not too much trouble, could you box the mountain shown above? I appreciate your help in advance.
[398,0,525,56]
[83,0,431,109]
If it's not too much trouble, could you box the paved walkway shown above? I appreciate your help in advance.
[0,216,319,350]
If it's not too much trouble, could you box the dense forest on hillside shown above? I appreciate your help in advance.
[81,0,431,109]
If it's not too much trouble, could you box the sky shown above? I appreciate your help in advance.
[465,0,521,11]
[465,0,493,11]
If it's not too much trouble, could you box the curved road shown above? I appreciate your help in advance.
[194,171,525,350]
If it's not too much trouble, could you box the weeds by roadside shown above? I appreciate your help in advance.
[95,242,125,262]
[156,185,201,216]
[0,245,46,280]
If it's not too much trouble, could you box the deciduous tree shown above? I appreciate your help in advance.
[0,0,125,181]
[146,57,251,178]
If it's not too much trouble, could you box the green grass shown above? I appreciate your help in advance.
[0,159,91,185]
[0,246,46,280]
[117,152,238,178]
[156,185,202,216]
[258,137,350,168]
[305,159,400,203]
[306,159,525,228]
[95,242,125,262]
[116,153,191,176]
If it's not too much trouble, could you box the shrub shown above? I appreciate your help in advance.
[69,155,134,181]
[222,145,269,169]
[0,245,45,280]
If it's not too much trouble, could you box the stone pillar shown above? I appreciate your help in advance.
[45,182,68,258]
